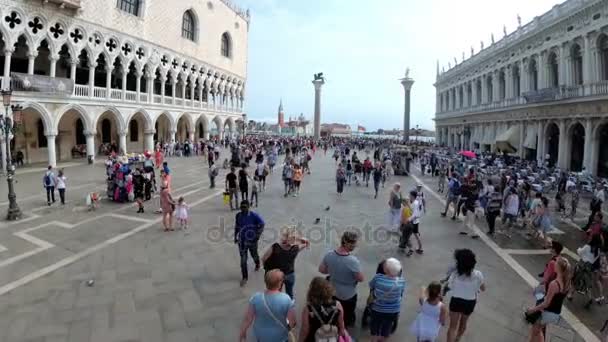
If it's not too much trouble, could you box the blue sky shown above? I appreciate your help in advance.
[238,0,563,131]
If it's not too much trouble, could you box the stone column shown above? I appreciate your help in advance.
[312,77,326,140]
[481,75,488,103]
[27,53,37,75]
[538,51,548,89]
[447,127,453,148]
[583,35,592,85]
[181,79,187,102]
[188,130,195,142]
[118,131,127,155]
[121,65,128,100]
[49,55,58,78]
[190,76,196,105]
[198,78,204,107]
[583,118,594,172]
[144,130,155,152]
[146,73,155,103]
[400,73,415,142]
[85,131,95,160]
[70,58,78,82]
[46,134,57,167]
[171,77,177,104]
[471,80,478,106]
[492,71,500,102]
[88,62,97,97]
[558,44,566,86]
[135,69,142,103]
[455,87,461,109]
[170,129,177,143]
[557,120,567,168]
[536,121,544,164]
[518,121,525,158]
[105,64,113,100]
[521,61,529,93]
[160,74,166,104]
[2,48,13,89]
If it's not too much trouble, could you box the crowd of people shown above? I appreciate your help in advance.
[34,133,608,341]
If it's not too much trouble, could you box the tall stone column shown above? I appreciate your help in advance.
[557,120,568,169]
[88,62,97,97]
[447,127,453,148]
[27,53,37,75]
[312,76,325,140]
[85,131,95,160]
[518,121,525,158]
[118,132,127,155]
[46,134,57,167]
[537,121,544,165]
[144,130,155,152]
[583,118,594,172]
[400,71,415,142]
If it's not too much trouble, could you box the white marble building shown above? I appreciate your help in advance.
[0,0,248,167]
[435,0,608,176]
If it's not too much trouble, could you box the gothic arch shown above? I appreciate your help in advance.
[20,102,53,135]
[175,112,194,131]
[125,108,153,131]
[53,103,92,134]
[153,110,176,130]
[93,106,126,133]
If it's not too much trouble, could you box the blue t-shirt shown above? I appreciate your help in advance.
[369,274,406,313]
[235,211,265,243]
[250,292,294,342]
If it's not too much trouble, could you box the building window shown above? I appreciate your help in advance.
[182,10,196,41]
[130,120,139,142]
[117,0,140,16]
[37,119,47,148]
[221,32,232,58]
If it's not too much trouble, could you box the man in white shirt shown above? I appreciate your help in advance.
[408,190,424,255]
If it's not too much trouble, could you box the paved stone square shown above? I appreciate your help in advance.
[0,151,601,341]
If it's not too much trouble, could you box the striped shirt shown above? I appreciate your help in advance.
[369,274,406,313]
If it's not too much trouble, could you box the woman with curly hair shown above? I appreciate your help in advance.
[446,249,485,342]
[299,277,346,342]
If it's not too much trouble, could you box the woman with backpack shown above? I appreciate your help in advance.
[299,277,346,342]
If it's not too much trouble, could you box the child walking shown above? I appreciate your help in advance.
[175,197,189,230]
[409,281,447,342]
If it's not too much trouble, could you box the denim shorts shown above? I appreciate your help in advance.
[541,311,560,325]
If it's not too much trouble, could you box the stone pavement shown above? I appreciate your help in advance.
[0,150,599,341]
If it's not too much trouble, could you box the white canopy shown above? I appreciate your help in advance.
[523,126,537,149]
[495,125,521,153]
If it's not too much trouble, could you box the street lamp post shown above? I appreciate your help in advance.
[415,124,420,144]
[1,89,22,221]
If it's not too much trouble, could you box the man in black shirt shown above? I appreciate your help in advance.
[225,167,238,210]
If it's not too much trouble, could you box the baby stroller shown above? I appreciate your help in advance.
[570,260,594,308]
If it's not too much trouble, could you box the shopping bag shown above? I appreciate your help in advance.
[223,191,230,205]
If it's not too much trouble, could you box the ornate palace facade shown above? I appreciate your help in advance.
[0,0,248,167]
[434,0,608,176]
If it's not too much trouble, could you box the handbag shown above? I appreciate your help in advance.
[262,293,296,342]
